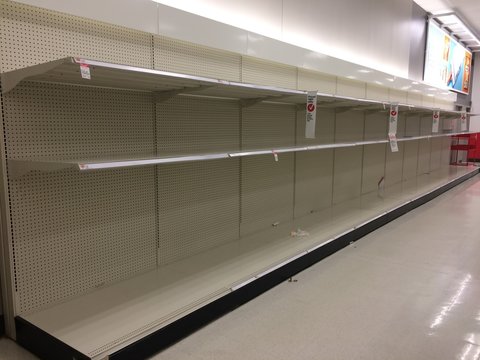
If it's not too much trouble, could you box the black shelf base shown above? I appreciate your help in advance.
[0,314,4,337]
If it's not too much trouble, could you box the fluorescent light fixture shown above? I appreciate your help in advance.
[386,78,395,82]
[374,81,383,85]
[358,69,372,73]
[346,75,357,79]
[431,12,480,52]
[412,81,419,85]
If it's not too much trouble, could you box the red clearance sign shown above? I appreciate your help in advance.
[305,91,317,139]
[389,104,399,135]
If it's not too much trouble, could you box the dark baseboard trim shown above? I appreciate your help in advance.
[15,317,90,360]
[0,314,4,336]
[16,169,479,360]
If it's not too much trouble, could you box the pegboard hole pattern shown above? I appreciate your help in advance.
[296,109,335,146]
[241,57,298,89]
[334,110,365,143]
[3,82,155,160]
[157,96,240,155]
[294,150,334,218]
[10,168,157,314]
[241,154,294,236]
[157,160,240,266]
[242,103,296,149]
[154,35,241,81]
[0,0,152,72]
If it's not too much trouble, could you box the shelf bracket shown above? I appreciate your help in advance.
[363,108,389,115]
[295,104,305,112]
[7,159,75,179]
[154,85,214,102]
[318,100,357,110]
[335,105,358,114]
[1,58,67,94]
[240,95,297,108]
[352,104,388,113]
[443,114,459,121]
[405,110,425,116]
[421,110,440,118]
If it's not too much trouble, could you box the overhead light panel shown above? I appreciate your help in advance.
[431,12,480,52]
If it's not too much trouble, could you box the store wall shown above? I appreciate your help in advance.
[14,0,415,78]
[471,54,480,132]
[153,0,415,77]
[408,2,428,81]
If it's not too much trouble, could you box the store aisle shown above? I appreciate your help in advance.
[1,174,480,360]
[151,175,480,360]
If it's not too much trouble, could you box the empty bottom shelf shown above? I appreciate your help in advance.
[19,165,478,359]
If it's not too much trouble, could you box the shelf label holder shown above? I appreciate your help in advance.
[388,103,399,152]
[432,110,440,133]
[272,150,279,162]
[305,91,317,139]
[388,133,399,152]
[388,103,398,135]
[460,113,467,131]
[79,63,91,80]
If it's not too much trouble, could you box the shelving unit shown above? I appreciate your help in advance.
[18,165,478,360]
[2,57,475,179]
[1,56,478,360]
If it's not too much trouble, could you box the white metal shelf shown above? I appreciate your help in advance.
[0,57,302,104]
[8,131,475,178]
[20,166,478,359]
[1,57,477,117]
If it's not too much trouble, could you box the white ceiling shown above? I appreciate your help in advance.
[414,0,480,38]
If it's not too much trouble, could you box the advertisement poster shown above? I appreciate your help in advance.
[424,21,472,94]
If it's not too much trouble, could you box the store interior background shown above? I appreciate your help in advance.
[1,0,480,358]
